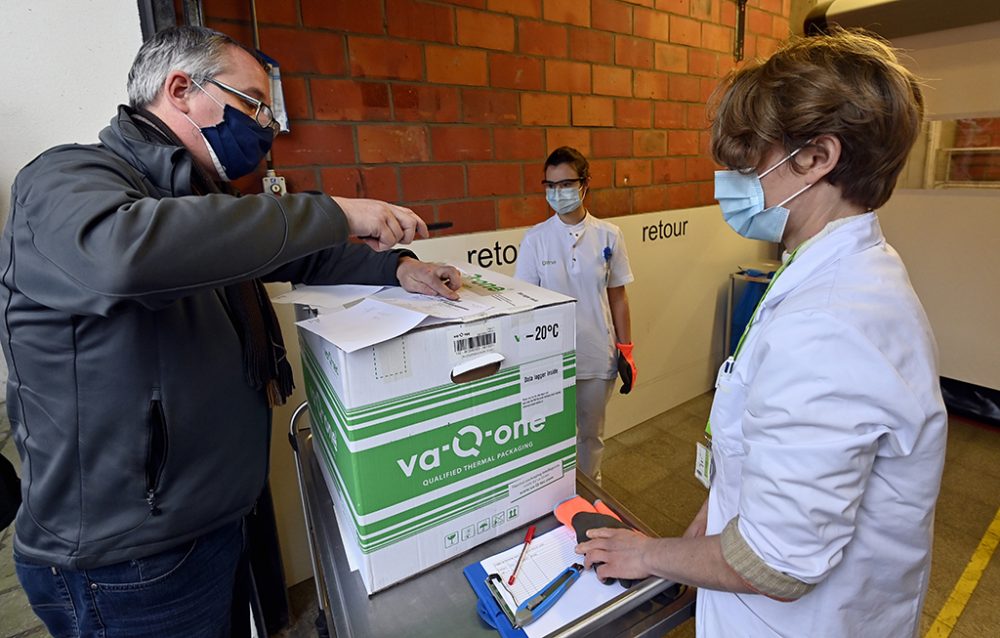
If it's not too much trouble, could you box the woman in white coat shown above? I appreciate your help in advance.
[577,29,947,637]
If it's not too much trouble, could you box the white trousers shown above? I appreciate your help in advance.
[575,377,616,483]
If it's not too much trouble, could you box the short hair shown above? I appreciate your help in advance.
[127,26,261,109]
[544,146,590,181]
[710,28,924,209]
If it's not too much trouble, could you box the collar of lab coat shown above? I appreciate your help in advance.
[548,210,590,247]
[758,212,883,311]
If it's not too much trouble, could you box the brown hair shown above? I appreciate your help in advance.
[544,146,590,181]
[710,28,924,209]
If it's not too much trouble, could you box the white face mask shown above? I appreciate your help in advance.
[546,187,583,216]
[714,147,813,242]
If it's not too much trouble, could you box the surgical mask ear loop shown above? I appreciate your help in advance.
[180,111,202,131]
[774,182,812,208]
[191,78,226,110]
[179,78,223,134]
[182,78,228,133]
[179,111,232,182]
[759,146,804,179]
[759,147,812,208]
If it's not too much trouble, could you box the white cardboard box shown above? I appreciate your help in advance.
[292,267,578,593]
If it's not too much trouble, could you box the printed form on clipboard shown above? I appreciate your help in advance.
[465,525,627,638]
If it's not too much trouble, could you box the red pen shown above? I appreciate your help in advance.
[508,525,536,585]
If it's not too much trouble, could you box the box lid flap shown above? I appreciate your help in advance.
[292,265,575,352]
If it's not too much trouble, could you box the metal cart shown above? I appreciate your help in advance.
[288,402,696,638]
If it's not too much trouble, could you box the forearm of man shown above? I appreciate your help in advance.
[607,286,631,343]
[264,242,409,286]
[642,534,754,593]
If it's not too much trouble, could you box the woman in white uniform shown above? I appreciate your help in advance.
[577,29,947,637]
[515,147,636,483]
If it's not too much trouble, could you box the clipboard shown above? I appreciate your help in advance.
[464,524,628,637]
[464,562,528,638]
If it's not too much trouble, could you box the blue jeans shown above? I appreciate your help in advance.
[14,520,245,638]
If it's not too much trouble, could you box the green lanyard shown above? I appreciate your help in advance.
[705,248,800,437]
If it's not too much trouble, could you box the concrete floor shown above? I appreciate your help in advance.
[2,393,999,637]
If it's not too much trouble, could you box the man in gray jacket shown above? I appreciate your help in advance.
[1,26,460,637]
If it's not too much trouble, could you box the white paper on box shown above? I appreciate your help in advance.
[371,286,492,319]
[519,355,564,422]
[296,298,427,353]
[270,284,383,309]
[508,461,565,501]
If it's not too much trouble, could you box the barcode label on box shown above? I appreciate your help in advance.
[453,330,496,354]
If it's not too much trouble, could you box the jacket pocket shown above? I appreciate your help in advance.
[144,391,168,516]
[708,375,749,457]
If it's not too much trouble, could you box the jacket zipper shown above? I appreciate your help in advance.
[145,390,168,516]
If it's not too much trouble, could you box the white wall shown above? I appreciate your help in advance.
[893,21,1000,119]
[0,1,141,219]
[0,0,142,391]
[877,21,1000,389]
[879,191,999,387]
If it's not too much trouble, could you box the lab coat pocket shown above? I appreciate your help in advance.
[709,374,749,457]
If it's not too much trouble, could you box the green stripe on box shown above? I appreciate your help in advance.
[362,455,576,552]
[312,414,574,548]
[301,345,523,417]
[303,344,562,420]
[306,377,576,517]
[346,351,577,417]
[304,357,524,443]
[340,447,576,550]
[302,345,575,419]
[302,346,575,443]
[351,368,523,416]
[357,447,575,540]
[302,347,524,436]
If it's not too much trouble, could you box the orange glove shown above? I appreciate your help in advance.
[554,496,636,588]
[615,342,636,394]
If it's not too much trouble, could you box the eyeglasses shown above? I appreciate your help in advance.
[541,178,584,191]
[205,78,280,135]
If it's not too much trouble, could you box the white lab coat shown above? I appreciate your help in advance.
[698,213,947,637]
[514,212,634,380]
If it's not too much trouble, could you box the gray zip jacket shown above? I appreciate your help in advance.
[1,107,406,569]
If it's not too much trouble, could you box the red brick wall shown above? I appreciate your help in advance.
[204,0,792,235]
[950,118,1000,183]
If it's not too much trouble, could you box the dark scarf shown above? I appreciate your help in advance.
[131,108,294,406]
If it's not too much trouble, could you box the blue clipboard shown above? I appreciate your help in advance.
[463,562,528,638]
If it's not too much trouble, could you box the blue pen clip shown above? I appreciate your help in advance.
[513,563,584,628]
[603,246,612,261]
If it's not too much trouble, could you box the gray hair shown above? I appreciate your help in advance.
[127,26,248,108]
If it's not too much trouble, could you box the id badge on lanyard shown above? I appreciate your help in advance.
[693,354,732,488]
[694,439,714,488]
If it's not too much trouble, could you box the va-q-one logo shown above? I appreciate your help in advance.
[396,417,546,477]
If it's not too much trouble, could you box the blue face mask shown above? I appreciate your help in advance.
[714,148,813,242]
[546,187,583,216]
[200,105,273,181]
[186,82,273,181]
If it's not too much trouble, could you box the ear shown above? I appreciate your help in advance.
[162,70,196,114]
[795,134,841,181]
